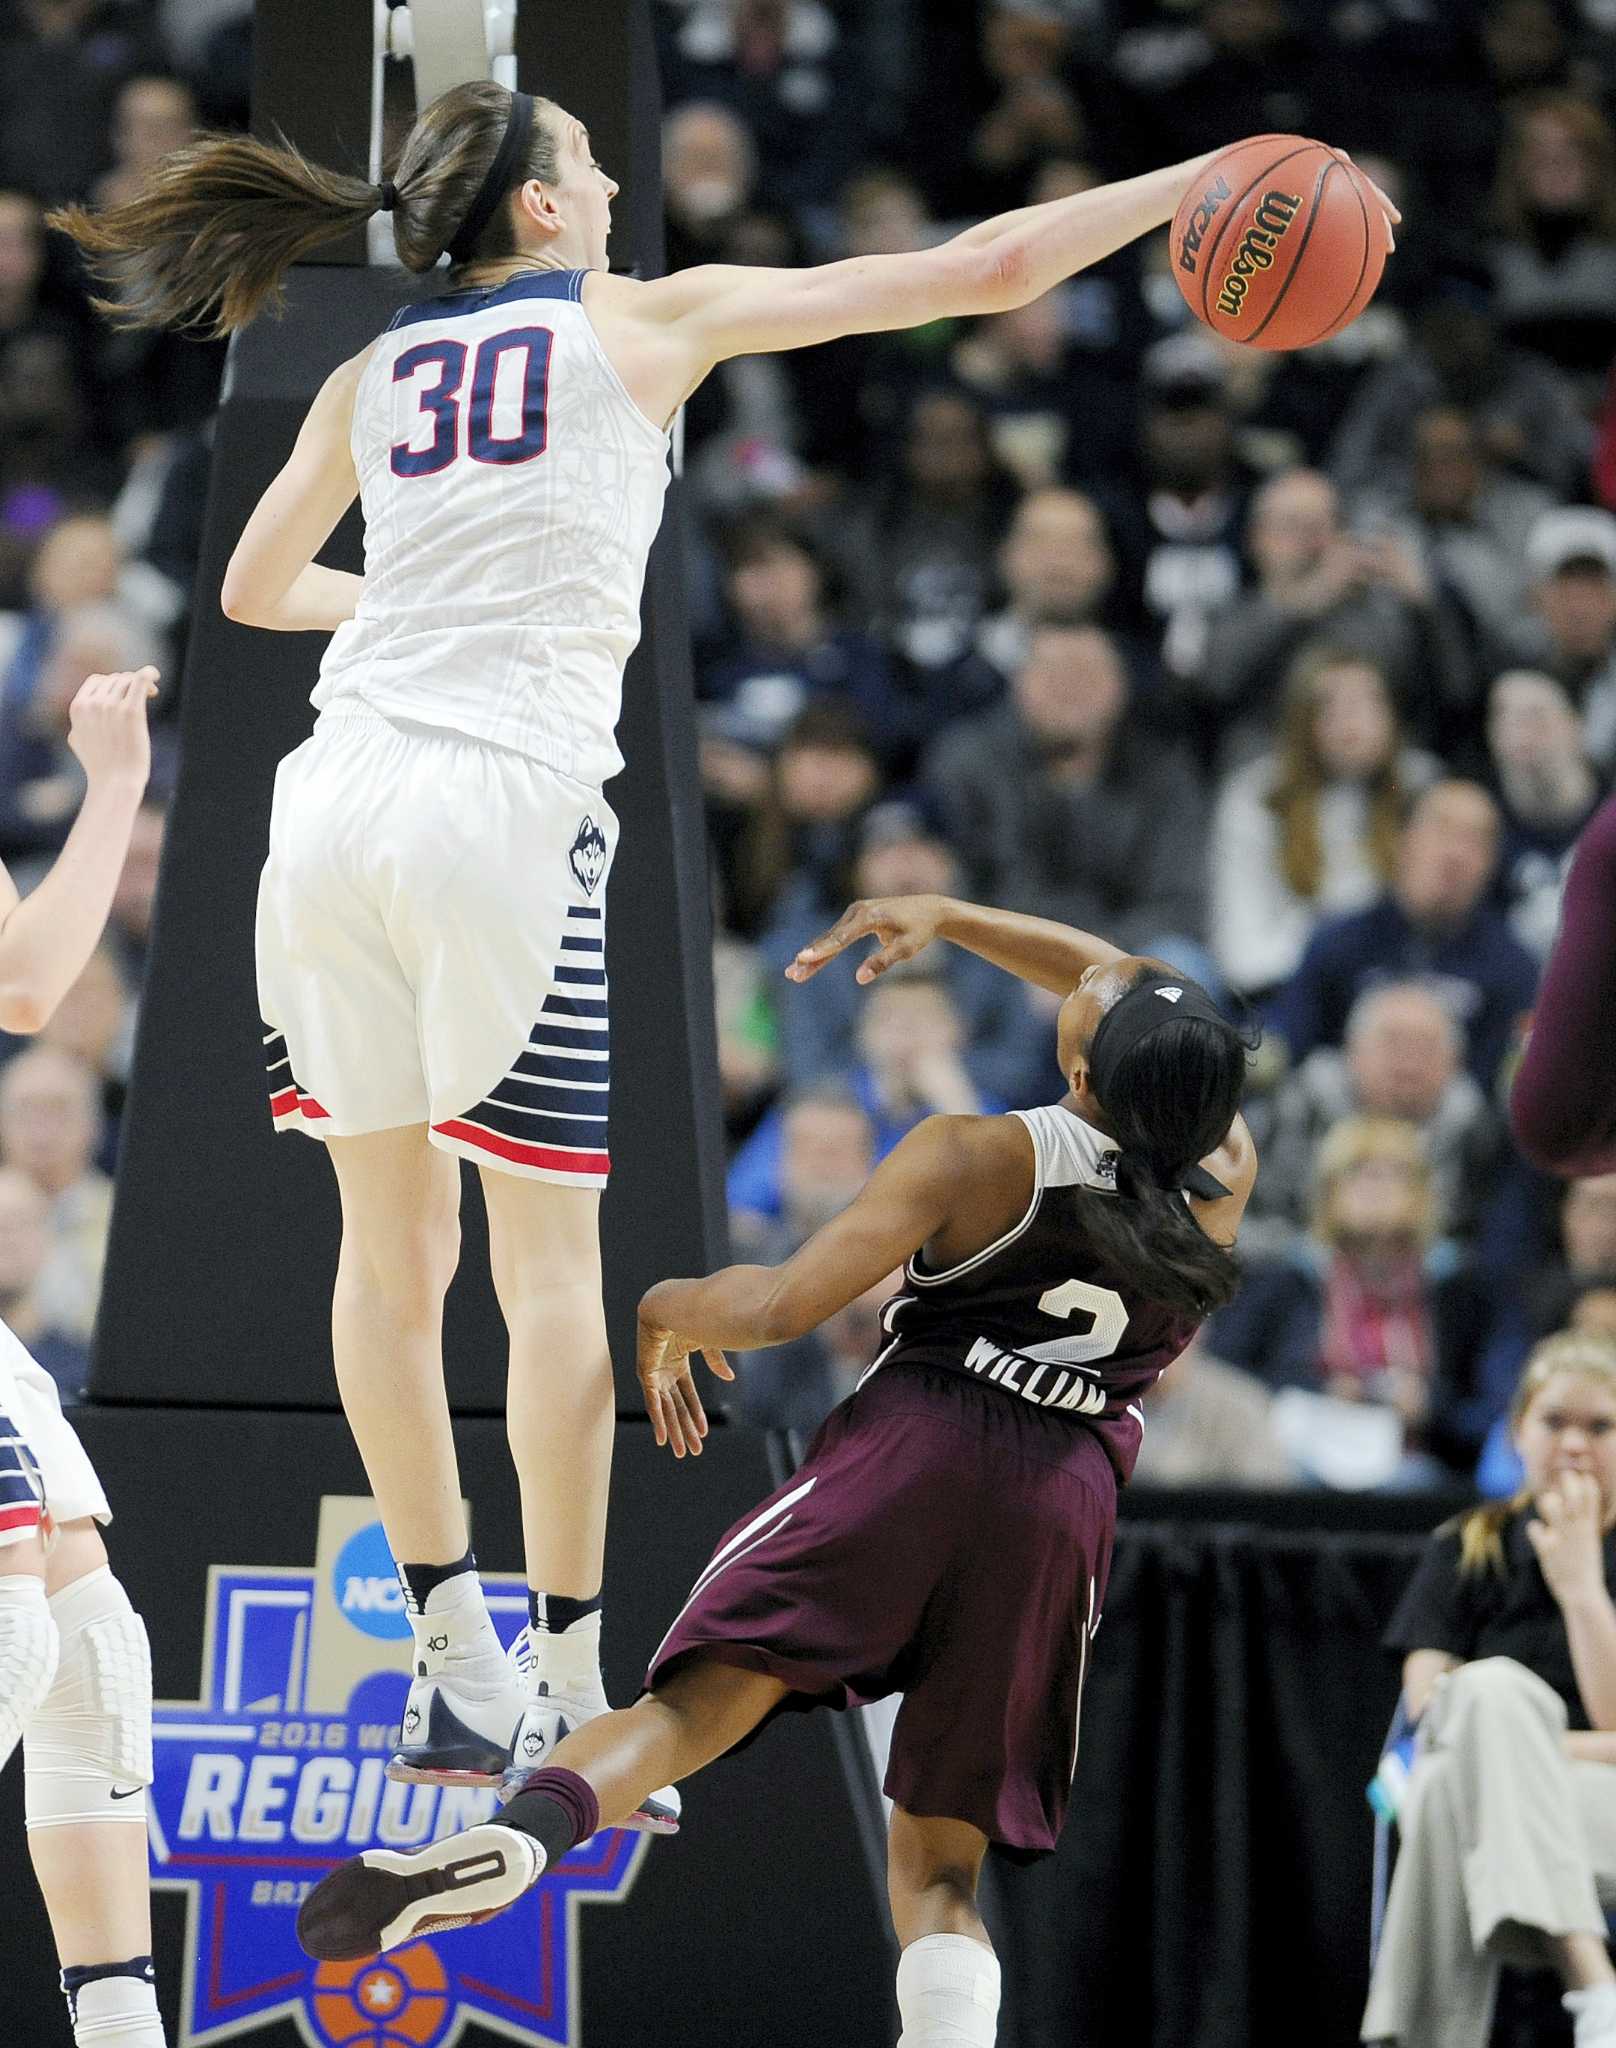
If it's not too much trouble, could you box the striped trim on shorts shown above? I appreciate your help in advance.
[433,905,610,1185]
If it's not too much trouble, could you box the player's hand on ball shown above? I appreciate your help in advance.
[637,1312,733,1459]
[788,893,947,987]
[68,666,158,789]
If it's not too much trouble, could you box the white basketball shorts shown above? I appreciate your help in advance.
[256,708,615,1188]
[0,1326,109,1547]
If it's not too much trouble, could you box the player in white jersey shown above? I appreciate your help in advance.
[0,665,169,2048]
[56,82,1397,1818]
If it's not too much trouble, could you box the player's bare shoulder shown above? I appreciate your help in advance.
[578,269,701,428]
[917,1112,1038,1269]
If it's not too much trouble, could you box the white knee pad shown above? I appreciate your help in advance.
[24,1566,154,1830]
[0,1573,59,1772]
[896,1935,1002,2047]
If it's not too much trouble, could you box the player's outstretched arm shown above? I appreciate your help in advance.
[612,153,1216,384]
[637,1116,1002,1456]
[220,348,369,633]
[788,893,1127,997]
[0,668,155,1033]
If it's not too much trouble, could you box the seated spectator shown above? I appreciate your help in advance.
[1210,643,1437,999]
[1486,668,1605,958]
[1195,468,1467,767]
[923,621,1207,961]
[735,1269,899,1437]
[728,1081,876,1249]
[839,385,1021,673]
[38,941,134,1169]
[1207,1115,1498,1480]
[1363,1332,1616,2048]
[1488,93,1616,386]
[0,1161,86,1398]
[760,800,1045,1109]
[1245,982,1502,1257]
[661,98,757,273]
[718,699,881,940]
[0,1041,111,1342]
[1097,332,1255,682]
[726,974,995,1223]
[1346,404,1553,666]
[92,71,197,212]
[975,485,1119,682]
[1508,1173,1616,1370]
[951,291,1091,491]
[658,0,860,215]
[1266,780,1539,1092]
[702,512,957,777]
[966,2,1085,210]
[1508,507,1616,771]
[1328,261,1592,505]
[1132,1331,1293,1488]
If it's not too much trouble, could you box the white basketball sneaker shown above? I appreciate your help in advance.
[386,1634,524,1788]
[500,1627,681,1834]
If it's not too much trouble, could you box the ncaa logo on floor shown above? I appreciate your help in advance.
[146,1496,646,2046]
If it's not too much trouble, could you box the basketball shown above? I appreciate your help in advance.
[1169,134,1388,351]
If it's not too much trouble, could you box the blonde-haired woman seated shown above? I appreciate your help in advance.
[1206,1115,1495,1484]
[1209,644,1436,1000]
[1364,1333,1616,2048]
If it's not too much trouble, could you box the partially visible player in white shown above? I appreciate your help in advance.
[55,84,1395,1848]
[0,665,167,2048]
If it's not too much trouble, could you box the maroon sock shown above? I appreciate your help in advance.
[500,1767,600,1860]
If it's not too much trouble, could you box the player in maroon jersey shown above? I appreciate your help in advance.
[297,894,1257,2046]
[1512,794,1616,1176]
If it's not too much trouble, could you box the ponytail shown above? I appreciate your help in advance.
[49,81,559,338]
[1082,1005,1256,1319]
[51,133,380,335]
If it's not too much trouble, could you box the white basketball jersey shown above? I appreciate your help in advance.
[312,269,671,787]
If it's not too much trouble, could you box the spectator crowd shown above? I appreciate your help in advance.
[666,0,1616,1493]
[10,0,1616,1494]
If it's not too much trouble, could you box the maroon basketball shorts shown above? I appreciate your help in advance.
[645,1361,1117,1857]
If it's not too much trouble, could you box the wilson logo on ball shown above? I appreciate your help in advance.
[1176,174,1231,275]
[1214,188,1303,317]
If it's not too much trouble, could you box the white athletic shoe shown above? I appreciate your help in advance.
[501,1631,681,1834]
[1566,1986,1616,2048]
[386,1655,524,1787]
[297,1823,543,1961]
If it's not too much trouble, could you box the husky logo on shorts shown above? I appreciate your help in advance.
[147,1496,646,2047]
[568,816,608,897]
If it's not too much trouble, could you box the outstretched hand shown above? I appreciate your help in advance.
[637,1313,735,1459]
[67,666,158,789]
[785,893,947,988]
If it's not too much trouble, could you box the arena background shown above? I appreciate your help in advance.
[3,1,1615,2043]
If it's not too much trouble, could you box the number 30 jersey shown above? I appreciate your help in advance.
[313,269,671,788]
[872,1104,1201,1482]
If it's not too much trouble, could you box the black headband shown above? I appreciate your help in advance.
[1087,972,1236,1198]
[445,89,535,266]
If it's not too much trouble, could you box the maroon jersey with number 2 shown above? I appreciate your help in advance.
[873,1103,1200,1481]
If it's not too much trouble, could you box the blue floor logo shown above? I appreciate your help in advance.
[148,1500,646,2046]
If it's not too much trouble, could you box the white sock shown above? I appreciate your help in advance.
[896,1934,1000,2047]
[519,1609,605,1702]
[1566,1982,1616,2045]
[408,1573,507,1693]
[64,1960,166,2046]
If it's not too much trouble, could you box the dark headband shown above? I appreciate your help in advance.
[1087,972,1236,1198]
[445,89,535,266]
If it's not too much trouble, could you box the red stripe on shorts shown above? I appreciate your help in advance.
[0,1502,42,1532]
[268,1086,300,1118]
[298,1094,329,1119]
[432,1119,609,1176]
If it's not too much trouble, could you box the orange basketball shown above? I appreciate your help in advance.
[1169,134,1388,351]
